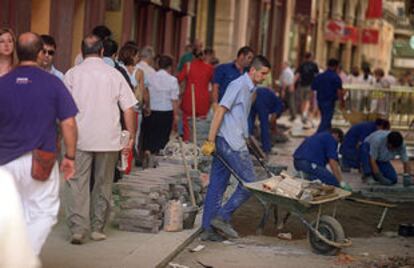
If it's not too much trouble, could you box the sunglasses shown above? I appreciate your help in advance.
[43,49,55,56]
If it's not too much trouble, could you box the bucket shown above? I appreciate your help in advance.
[183,206,198,229]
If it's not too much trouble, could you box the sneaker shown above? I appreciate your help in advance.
[200,229,225,242]
[70,233,84,245]
[90,231,107,241]
[363,176,377,185]
[211,217,239,239]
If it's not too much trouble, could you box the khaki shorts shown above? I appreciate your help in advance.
[299,85,312,101]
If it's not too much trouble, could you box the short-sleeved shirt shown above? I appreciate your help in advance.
[218,73,256,151]
[136,61,155,87]
[296,61,319,86]
[50,65,64,81]
[341,121,377,150]
[364,130,408,162]
[64,57,137,151]
[311,69,342,104]
[0,66,78,165]
[279,67,294,86]
[212,62,245,101]
[293,132,339,166]
[147,69,179,111]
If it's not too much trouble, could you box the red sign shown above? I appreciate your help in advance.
[362,29,379,44]
[325,20,358,44]
[366,0,382,19]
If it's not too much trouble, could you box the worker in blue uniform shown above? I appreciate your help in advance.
[248,87,284,155]
[339,119,390,172]
[311,58,344,133]
[360,130,412,185]
[293,128,351,190]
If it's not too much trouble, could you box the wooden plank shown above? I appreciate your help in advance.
[345,197,397,208]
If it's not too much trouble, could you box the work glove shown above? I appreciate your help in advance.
[201,140,215,156]
[373,173,393,185]
[403,174,412,187]
[340,181,352,192]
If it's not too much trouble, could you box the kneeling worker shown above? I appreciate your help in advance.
[340,118,390,172]
[360,130,411,185]
[293,128,351,190]
[200,55,271,241]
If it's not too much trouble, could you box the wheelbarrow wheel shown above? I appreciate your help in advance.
[308,215,345,256]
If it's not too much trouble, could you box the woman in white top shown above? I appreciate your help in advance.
[0,28,16,77]
[141,55,179,168]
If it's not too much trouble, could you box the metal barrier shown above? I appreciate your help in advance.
[340,84,414,130]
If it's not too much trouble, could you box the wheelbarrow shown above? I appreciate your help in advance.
[214,152,352,256]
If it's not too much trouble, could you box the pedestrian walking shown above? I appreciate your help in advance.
[0,32,78,254]
[279,61,295,121]
[39,34,64,80]
[63,34,137,244]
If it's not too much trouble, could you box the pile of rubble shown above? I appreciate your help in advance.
[261,172,337,201]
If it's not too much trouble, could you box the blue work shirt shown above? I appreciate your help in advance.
[218,73,256,151]
[341,121,377,151]
[213,62,245,101]
[364,130,409,162]
[311,69,342,104]
[293,132,339,166]
[248,87,284,152]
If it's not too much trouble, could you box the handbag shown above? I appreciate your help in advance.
[31,149,56,181]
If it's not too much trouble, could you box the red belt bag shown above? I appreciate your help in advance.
[31,149,57,181]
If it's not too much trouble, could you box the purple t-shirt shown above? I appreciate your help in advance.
[0,66,78,165]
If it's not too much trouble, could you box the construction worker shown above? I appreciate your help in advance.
[248,87,284,156]
[311,58,344,133]
[200,55,271,241]
[339,119,390,172]
[360,130,412,186]
[293,128,351,190]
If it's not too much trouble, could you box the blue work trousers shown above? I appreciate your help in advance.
[293,159,339,187]
[248,106,271,153]
[360,142,398,184]
[317,101,335,133]
[339,145,361,169]
[202,136,256,231]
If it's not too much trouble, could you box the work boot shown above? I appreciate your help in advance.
[211,217,239,239]
[70,233,84,245]
[200,229,225,242]
[90,231,107,241]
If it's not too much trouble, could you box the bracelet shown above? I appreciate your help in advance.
[64,154,75,161]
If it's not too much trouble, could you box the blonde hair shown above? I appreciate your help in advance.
[0,28,17,65]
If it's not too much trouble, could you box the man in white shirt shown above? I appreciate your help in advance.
[63,34,137,244]
[279,61,295,121]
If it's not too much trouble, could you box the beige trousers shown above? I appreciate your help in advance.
[64,150,118,235]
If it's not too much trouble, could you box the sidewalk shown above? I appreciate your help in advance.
[40,214,201,268]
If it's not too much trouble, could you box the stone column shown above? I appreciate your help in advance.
[315,0,327,66]
[213,0,236,62]
[328,0,344,60]
[353,0,369,69]
[342,0,357,71]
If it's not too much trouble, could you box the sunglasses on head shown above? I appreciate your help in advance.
[43,49,55,56]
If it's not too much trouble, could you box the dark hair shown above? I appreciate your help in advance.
[124,40,138,47]
[237,46,254,57]
[330,128,344,143]
[16,33,43,62]
[92,25,112,40]
[375,118,390,130]
[40,34,56,49]
[81,34,103,57]
[327,58,339,68]
[304,52,312,60]
[387,131,403,148]
[103,39,118,57]
[203,48,214,56]
[158,55,173,70]
[118,44,139,66]
[250,55,271,70]
[192,48,203,59]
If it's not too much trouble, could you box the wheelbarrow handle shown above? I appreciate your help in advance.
[246,138,273,178]
[213,152,246,187]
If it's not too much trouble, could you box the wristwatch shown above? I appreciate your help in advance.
[64,154,75,161]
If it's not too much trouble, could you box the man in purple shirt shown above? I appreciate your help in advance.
[0,32,78,255]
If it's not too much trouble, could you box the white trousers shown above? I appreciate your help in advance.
[0,168,40,268]
[1,153,60,255]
